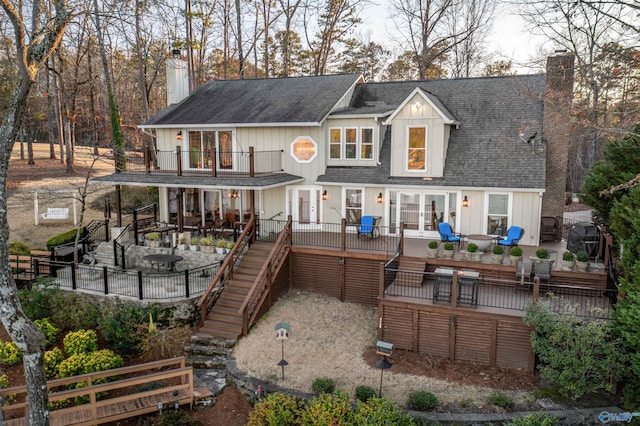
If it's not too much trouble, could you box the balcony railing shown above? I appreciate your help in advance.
[116,146,283,177]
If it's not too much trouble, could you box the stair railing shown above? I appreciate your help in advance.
[238,216,292,336]
[196,214,256,327]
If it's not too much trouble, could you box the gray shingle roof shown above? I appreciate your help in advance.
[91,173,304,189]
[317,74,547,189]
[142,74,361,127]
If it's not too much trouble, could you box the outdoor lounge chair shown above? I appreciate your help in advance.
[515,261,532,290]
[357,216,380,238]
[497,226,524,249]
[437,222,461,247]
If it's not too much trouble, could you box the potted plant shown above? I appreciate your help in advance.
[561,251,575,271]
[576,250,589,272]
[426,241,439,259]
[463,243,483,261]
[145,232,160,248]
[199,237,214,253]
[190,237,199,251]
[442,242,455,259]
[225,240,234,252]
[509,246,523,265]
[491,245,504,264]
[177,236,187,250]
[216,238,228,254]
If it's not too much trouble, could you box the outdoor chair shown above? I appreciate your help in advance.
[437,222,461,247]
[357,216,381,238]
[497,226,524,249]
[515,261,532,290]
[534,261,551,289]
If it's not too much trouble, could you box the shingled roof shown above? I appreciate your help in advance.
[141,73,361,127]
[318,74,547,189]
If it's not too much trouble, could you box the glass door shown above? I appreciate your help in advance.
[397,191,458,237]
[287,186,321,230]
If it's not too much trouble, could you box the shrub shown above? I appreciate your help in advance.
[444,242,455,251]
[46,228,85,249]
[535,248,549,259]
[407,390,438,411]
[0,341,22,366]
[353,397,415,425]
[50,293,101,332]
[576,250,589,262]
[63,329,98,356]
[8,241,30,255]
[98,301,161,355]
[299,391,352,425]
[247,392,302,426]
[0,374,7,388]
[505,412,559,426]
[44,347,65,378]
[493,245,505,255]
[428,241,438,249]
[510,246,523,257]
[158,409,202,426]
[57,353,88,378]
[467,243,478,253]
[83,349,124,373]
[355,385,377,402]
[216,238,227,248]
[18,277,59,320]
[489,391,514,409]
[311,377,336,395]
[35,318,60,347]
[562,251,574,262]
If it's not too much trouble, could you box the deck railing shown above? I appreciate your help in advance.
[34,259,218,300]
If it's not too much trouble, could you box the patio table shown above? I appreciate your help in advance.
[143,254,183,272]
[433,268,480,304]
[466,234,493,251]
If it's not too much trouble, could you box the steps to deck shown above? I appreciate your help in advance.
[395,257,428,287]
[187,334,237,406]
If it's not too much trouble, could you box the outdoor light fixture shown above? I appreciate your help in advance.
[462,195,469,207]
[322,190,328,201]
[229,189,238,199]
[176,130,183,141]
[376,192,384,203]
[414,101,422,109]
[275,322,291,380]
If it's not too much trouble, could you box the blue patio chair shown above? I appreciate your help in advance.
[437,222,461,247]
[357,216,380,238]
[497,226,524,249]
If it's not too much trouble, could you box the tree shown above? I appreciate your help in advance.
[339,39,390,81]
[382,49,447,81]
[483,59,514,76]
[0,1,70,424]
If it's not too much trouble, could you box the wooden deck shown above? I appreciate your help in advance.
[0,358,193,425]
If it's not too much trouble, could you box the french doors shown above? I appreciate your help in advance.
[396,191,458,237]
[287,186,321,230]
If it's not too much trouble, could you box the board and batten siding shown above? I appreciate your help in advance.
[325,117,381,167]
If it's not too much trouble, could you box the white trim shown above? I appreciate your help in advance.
[328,126,376,161]
[484,192,512,235]
[312,181,545,194]
[290,136,318,163]
[405,125,428,172]
[138,121,322,129]
[89,178,305,191]
[327,112,394,119]
[329,127,343,159]
[342,186,365,224]
[382,88,459,125]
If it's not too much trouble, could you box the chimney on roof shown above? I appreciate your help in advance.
[166,49,189,106]
[542,52,575,219]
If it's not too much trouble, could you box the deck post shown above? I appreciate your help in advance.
[103,266,109,294]
[211,147,217,177]
[71,264,77,290]
[176,145,183,176]
[185,270,190,298]
[532,277,540,300]
[451,271,459,309]
[249,146,255,177]
[138,270,144,300]
[341,218,346,251]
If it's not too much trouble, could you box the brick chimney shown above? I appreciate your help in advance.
[541,51,575,220]
[166,49,189,106]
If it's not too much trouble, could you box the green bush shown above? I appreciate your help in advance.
[18,277,59,320]
[428,241,438,249]
[44,347,65,378]
[35,318,60,348]
[63,329,98,356]
[535,248,549,259]
[158,409,202,426]
[576,250,589,262]
[407,390,438,411]
[353,397,415,425]
[46,228,85,250]
[98,301,160,355]
[489,391,514,409]
[247,392,302,426]
[0,341,22,366]
[505,412,559,426]
[299,391,352,425]
[444,242,455,251]
[57,353,89,378]
[562,251,574,261]
[50,293,101,332]
[83,349,124,373]
[0,374,7,388]
[355,385,377,402]
[467,243,478,253]
[510,246,523,257]
[493,245,505,255]
[8,241,30,255]
[311,377,336,395]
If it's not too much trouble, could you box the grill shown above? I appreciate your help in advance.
[566,222,599,257]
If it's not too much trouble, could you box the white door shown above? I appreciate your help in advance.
[397,191,454,238]
[288,186,321,230]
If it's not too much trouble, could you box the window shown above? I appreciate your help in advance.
[407,127,426,171]
[187,130,233,169]
[291,137,318,163]
[487,193,509,235]
[345,188,362,225]
[329,126,374,160]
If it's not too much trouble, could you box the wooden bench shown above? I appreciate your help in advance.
[0,357,193,426]
[9,255,34,281]
[40,207,69,220]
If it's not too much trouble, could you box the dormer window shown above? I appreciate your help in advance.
[407,126,427,171]
[329,127,374,160]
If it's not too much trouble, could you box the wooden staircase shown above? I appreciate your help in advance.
[199,241,274,340]
[395,257,427,287]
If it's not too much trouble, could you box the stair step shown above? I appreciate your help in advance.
[187,355,228,370]
[188,343,234,357]
[191,334,237,348]
[208,314,243,326]
[198,326,241,340]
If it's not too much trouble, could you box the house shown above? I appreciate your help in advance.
[93,53,574,246]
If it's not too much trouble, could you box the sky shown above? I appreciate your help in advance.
[360,2,551,74]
